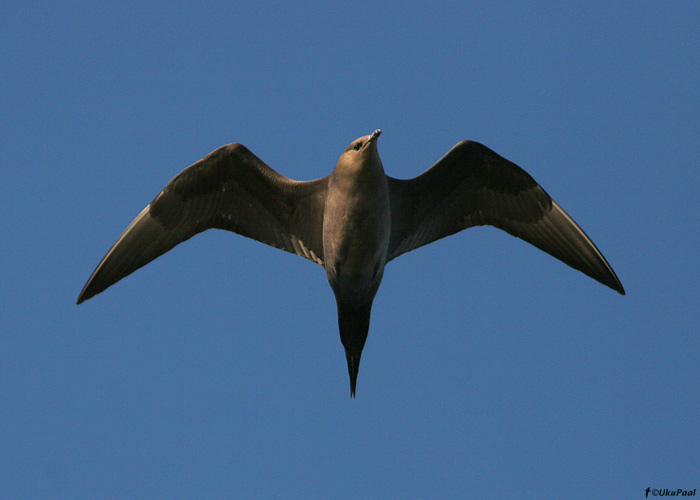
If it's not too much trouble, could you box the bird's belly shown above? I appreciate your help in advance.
[327,216,387,272]
[323,199,390,300]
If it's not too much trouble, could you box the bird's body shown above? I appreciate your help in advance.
[78,130,624,396]
[324,131,390,300]
[323,131,390,392]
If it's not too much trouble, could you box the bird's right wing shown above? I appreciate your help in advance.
[77,143,328,304]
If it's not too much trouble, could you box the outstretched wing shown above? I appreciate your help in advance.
[77,143,328,304]
[386,140,624,294]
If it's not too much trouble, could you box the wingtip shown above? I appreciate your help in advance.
[76,292,92,305]
[604,270,626,295]
[76,283,94,305]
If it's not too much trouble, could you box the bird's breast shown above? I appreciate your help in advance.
[322,176,391,298]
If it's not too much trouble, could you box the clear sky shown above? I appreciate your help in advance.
[2,1,699,498]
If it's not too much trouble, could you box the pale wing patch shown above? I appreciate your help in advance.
[292,236,324,265]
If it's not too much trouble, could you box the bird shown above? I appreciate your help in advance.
[77,129,624,396]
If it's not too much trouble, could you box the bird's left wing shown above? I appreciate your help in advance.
[386,140,624,294]
[77,143,328,304]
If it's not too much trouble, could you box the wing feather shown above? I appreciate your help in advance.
[387,140,624,294]
[77,143,327,303]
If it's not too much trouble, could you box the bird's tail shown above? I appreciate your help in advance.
[337,300,373,397]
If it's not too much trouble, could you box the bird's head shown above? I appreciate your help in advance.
[334,129,383,176]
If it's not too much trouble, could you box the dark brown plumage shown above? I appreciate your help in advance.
[78,130,624,396]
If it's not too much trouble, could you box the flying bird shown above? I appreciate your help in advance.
[77,130,624,396]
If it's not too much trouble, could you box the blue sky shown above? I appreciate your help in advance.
[2,1,699,498]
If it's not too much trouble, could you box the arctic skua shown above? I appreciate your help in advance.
[77,130,624,395]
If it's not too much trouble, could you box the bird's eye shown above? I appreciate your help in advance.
[352,142,362,151]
